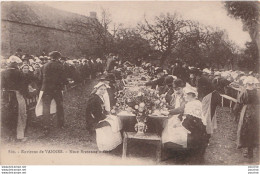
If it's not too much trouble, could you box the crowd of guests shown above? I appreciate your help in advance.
[1,49,259,161]
[144,61,259,159]
[1,50,107,87]
[85,58,259,161]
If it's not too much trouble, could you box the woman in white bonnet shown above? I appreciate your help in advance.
[234,76,259,158]
[181,85,209,160]
[85,82,109,133]
[85,82,122,151]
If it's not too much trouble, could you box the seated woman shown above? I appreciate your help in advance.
[86,82,122,151]
[234,76,259,158]
[162,79,186,147]
[182,86,209,154]
[162,85,209,155]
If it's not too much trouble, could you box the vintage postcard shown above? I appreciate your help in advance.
[1,1,259,165]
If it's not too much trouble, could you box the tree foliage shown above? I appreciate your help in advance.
[224,1,259,40]
[113,28,153,62]
[224,1,259,72]
[137,13,238,69]
[138,13,186,65]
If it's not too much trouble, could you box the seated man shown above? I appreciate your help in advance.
[145,67,166,90]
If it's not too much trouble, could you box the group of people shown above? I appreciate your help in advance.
[1,49,259,161]
[85,59,259,160]
[1,50,118,142]
[1,49,107,86]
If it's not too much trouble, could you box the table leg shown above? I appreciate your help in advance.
[156,141,162,163]
[122,135,127,159]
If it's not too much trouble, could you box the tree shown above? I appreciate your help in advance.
[173,21,208,67]
[239,41,259,72]
[113,27,153,62]
[224,1,260,72]
[138,13,186,65]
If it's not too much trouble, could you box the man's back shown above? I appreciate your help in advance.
[1,68,22,91]
[40,60,66,92]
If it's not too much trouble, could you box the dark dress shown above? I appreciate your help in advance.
[182,115,209,150]
[20,72,37,98]
[236,89,260,148]
[85,94,106,131]
[1,67,23,138]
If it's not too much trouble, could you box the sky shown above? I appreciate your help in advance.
[41,1,250,48]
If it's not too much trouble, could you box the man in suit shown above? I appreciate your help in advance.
[40,51,67,128]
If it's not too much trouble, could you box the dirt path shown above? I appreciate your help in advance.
[1,80,259,165]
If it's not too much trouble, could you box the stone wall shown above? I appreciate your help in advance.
[1,20,98,58]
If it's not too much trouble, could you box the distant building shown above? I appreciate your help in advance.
[1,2,110,58]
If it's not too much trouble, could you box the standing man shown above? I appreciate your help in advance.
[40,51,67,129]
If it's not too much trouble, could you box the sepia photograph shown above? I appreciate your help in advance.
[0,1,259,166]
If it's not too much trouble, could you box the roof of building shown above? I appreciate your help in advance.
[1,2,96,32]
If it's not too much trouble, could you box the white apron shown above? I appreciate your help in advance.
[96,116,122,151]
[16,91,27,139]
[35,91,57,117]
[161,95,188,148]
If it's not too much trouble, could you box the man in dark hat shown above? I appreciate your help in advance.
[145,67,166,89]
[40,51,68,131]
